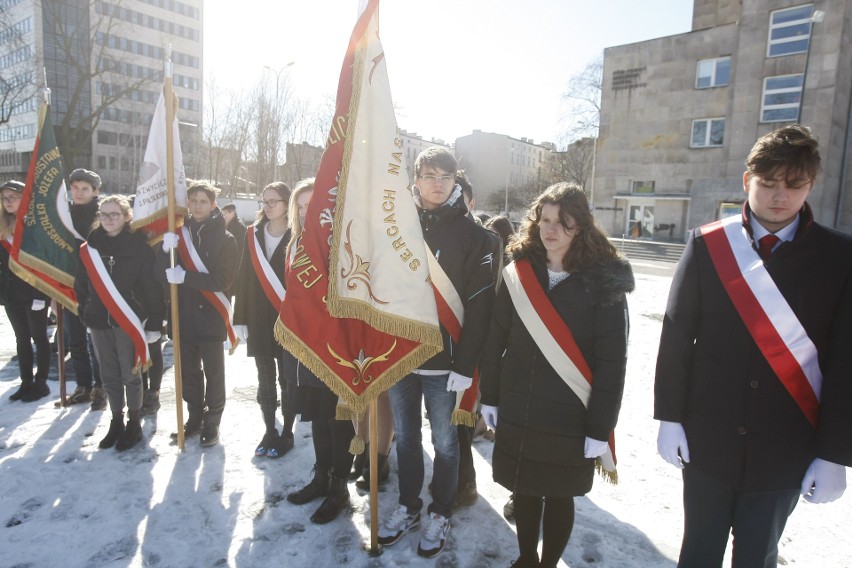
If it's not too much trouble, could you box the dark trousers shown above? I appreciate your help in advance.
[255,351,297,436]
[313,413,356,479]
[5,304,50,382]
[458,424,476,486]
[679,465,799,568]
[63,308,101,388]
[142,338,163,391]
[180,340,226,427]
[514,494,575,568]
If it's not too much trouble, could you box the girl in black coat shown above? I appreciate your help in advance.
[75,196,164,451]
[0,180,51,402]
[232,182,296,458]
[479,183,633,568]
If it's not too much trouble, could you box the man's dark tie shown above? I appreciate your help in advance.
[758,234,780,260]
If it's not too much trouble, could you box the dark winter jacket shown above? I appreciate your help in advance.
[654,203,852,492]
[417,195,501,376]
[70,198,99,242]
[233,222,290,358]
[480,254,633,497]
[0,242,47,306]
[156,209,238,343]
[225,216,247,297]
[74,227,164,332]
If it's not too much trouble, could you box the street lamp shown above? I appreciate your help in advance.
[263,62,295,182]
[797,10,825,124]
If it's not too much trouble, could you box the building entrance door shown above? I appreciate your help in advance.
[627,205,654,239]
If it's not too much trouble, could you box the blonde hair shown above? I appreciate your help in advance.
[287,178,315,238]
[0,198,16,240]
[95,195,134,232]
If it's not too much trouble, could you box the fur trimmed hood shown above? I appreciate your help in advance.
[579,257,635,306]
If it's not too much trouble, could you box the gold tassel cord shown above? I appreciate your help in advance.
[348,435,365,456]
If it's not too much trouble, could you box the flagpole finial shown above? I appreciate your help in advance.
[165,44,173,78]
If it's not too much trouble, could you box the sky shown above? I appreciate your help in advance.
[3,271,851,567]
[203,0,694,147]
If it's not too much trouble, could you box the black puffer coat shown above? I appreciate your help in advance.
[74,227,164,332]
[479,254,633,497]
[233,222,290,357]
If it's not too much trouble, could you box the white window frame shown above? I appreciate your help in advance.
[767,4,813,57]
[695,57,731,89]
[691,118,726,148]
[761,74,803,123]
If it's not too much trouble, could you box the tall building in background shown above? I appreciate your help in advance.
[594,0,852,241]
[0,0,203,193]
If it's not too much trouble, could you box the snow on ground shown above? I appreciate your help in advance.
[0,271,850,568]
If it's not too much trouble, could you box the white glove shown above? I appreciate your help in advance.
[481,404,498,430]
[31,299,46,311]
[801,458,847,504]
[162,231,179,252]
[584,437,609,459]
[657,420,690,469]
[145,331,161,343]
[165,266,186,284]
[234,324,249,342]
[446,371,473,392]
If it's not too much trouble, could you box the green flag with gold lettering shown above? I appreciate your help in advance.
[10,104,79,313]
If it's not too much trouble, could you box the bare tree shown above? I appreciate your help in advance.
[543,137,596,191]
[0,6,35,126]
[562,55,603,140]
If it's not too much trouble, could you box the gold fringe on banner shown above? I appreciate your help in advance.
[9,256,78,314]
[348,435,365,456]
[451,409,477,428]
[595,460,619,485]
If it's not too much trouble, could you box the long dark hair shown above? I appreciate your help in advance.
[508,182,618,272]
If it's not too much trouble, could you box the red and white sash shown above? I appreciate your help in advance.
[426,248,478,426]
[176,226,239,354]
[2,235,12,252]
[79,243,150,372]
[503,258,618,481]
[700,215,821,426]
[247,223,286,309]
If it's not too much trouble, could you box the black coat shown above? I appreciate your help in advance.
[74,227,164,332]
[480,255,633,497]
[417,197,501,376]
[232,221,290,357]
[156,209,238,343]
[654,204,852,492]
[0,243,47,306]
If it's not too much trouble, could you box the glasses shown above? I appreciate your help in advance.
[259,199,285,208]
[419,174,454,184]
[1,195,21,203]
[96,211,123,221]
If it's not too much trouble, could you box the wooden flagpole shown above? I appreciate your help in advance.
[57,306,67,407]
[368,398,381,554]
[164,54,186,451]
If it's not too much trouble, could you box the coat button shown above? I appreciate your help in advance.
[750,380,760,389]
[737,426,747,435]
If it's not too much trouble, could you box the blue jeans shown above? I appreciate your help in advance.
[388,372,459,519]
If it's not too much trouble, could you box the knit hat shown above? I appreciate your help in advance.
[0,180,25,193]
[68,168,102,190]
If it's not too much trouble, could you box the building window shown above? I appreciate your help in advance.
[696,57,730,88]
[631,181,655,194]
[768,4,813,57]
[761,74,803,122]
[691,118,725,147]
[97,156,107,169]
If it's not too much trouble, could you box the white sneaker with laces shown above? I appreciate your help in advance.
[417,512,451,558]
[377,505,420,546]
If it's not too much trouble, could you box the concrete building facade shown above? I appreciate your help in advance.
[594,0,852,242]
[398,129,451,184]
[0,0,203,193]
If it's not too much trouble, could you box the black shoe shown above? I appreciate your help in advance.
[21,380,49,402]
[255,430,278,457]
[503,495,515,523]
[9,382,33,401]
[287,465,330,505]
[510,557,540,568]
[90,387,107,411]
[310,475,350,524]
[266,431,293,459]
[355,453,390,490]
[454,481,478,508]
[115,419,143,451]
[170,418,202,441]
[200,424,220,447]
[140,390,160,416]
[99,417,125,449]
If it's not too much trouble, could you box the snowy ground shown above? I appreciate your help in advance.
[1,271,850,568]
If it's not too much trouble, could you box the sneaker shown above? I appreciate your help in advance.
[266,432,293,458]
[417,512,451,558]
[200,424,220,447]
[140,390,160,416]
[67,385,92,404]
[377,505,421,547]
[90,387,107,411]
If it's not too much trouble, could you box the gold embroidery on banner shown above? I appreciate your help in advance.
[340,220,389,304]
[328,340,397,386]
